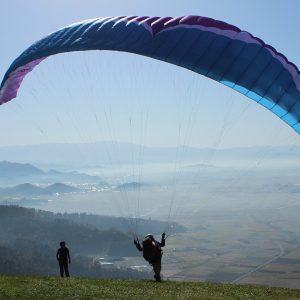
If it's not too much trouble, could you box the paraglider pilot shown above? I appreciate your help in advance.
[134,233,166,281]
[56,241,71,277]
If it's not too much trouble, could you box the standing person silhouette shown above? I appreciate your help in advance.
[56,241,71,277]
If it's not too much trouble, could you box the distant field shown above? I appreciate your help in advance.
[161,205,300,288]
[0,275,300,300]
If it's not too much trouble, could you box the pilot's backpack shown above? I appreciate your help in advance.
[142,236,160,263]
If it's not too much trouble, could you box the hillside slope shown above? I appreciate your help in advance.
[0,276,299,300]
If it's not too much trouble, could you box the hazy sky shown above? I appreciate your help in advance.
[0,0,300,148]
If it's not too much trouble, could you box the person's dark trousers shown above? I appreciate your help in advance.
[152,257,162,281]
[59,261,70,277]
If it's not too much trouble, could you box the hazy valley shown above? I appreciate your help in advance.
[0,143,300,287]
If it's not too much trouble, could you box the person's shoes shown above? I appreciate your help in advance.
[154,275,161,282]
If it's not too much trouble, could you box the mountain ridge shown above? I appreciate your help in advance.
[0,182,80,197]
[0,161,101,186]
[0,142,299,169]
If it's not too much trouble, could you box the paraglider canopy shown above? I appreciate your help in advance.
[0,15,300,133]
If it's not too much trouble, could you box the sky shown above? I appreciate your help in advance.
[0,0,300,149]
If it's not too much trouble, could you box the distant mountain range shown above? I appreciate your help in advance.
[0,182,80,197]
[0,161,154,195]
[0,142,299,169]
[0,161,101,186]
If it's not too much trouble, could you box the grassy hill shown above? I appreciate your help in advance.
[0,276,300,299]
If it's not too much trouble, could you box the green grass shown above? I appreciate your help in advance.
[0,275,299,300]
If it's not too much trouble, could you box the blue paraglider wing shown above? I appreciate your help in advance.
[1,16,300,132]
